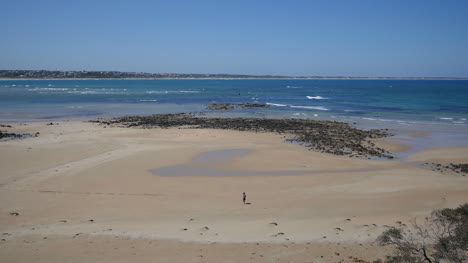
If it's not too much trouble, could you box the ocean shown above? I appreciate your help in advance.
[1,79,467,128]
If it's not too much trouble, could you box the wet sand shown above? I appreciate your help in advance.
[0,121,467,262]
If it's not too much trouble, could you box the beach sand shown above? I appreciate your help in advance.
[0,121,467,262]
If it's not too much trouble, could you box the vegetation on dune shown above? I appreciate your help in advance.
[376,204,468,263]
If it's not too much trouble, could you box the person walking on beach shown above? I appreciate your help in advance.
[243,192,246,204]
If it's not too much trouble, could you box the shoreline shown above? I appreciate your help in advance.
[1,120,467,262]
[3,113,468,159]
[1,106,467,129]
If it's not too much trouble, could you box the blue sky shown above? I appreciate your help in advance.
[2,0,468,77]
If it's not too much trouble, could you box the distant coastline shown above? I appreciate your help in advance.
[1,70,467,80]
[3,78,468,81]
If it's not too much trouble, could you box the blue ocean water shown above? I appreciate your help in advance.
[0,79,467,127]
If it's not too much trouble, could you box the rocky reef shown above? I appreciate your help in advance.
[423,163,468,175]
[453,164,468,173]
[93,114,392,159]
[207,103,270,111]
[0,131,33,140]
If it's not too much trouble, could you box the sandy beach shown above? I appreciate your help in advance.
[0,120,467,262]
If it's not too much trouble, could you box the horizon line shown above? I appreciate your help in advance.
[1,69,467,80]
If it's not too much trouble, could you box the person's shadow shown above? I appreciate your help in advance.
[245,202,252,205]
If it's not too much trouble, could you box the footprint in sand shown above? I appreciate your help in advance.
[272,232,284,237]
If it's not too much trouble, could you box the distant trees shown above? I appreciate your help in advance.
[376,204,467,263]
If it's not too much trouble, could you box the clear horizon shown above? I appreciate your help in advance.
[2,0,468,77]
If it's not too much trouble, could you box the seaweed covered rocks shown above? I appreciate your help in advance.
[453,164,468,173]
[424,163,468,175]
[0,124,37,141]
[0,131,33,140]
[95,114,392,158]
[206,103,270,111]
[207,104,235,111]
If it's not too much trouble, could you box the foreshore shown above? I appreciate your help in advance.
[0,118,467,262]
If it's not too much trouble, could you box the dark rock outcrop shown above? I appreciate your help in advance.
[207,103,270,111]
[93,114,393,158]
[0,131,32,140]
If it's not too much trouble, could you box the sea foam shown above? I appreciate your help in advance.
[29,87,69,91]
[291,106,329,111]
[266,103,288,107]
[306,96,328,100]
[146,90,201,94]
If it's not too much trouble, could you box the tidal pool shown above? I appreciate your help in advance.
[151,148,380,177]
[152,148,307,176]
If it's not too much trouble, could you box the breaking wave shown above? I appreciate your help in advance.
[306,96,328,100]
[266,103,288,107]
[28,87,69,91]
[66,90,128,95]
[145,90,201,94]
[290,106,329,111]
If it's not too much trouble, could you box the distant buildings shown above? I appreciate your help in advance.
[0,70,463,80]
[0,70,288,79]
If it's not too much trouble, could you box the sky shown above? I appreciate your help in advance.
[1,0,468,77]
